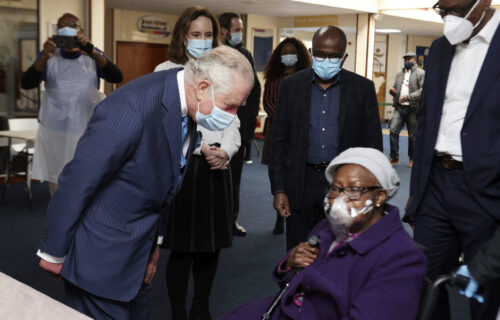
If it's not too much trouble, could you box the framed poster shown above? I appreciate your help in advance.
[19,39,37,71]
[252,29,273,72]
[416,46,430,70]
[373,40,388,106]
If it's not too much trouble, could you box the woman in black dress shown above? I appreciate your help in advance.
[154,6,240,320]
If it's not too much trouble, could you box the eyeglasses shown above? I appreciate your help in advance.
[313,54,345,63]
[327,186,380,201]
[57,22,80,29]
[432,0,477,18]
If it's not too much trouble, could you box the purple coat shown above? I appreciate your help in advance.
[220,204,427,320]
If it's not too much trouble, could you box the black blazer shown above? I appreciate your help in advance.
[406,24,500,222]
[268,68,383,209]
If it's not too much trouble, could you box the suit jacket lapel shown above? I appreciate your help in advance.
[430,40,455,131]
[465,24,500,122]
[161,71,182,185]
[302,69,313,144]
[338,69,349,137]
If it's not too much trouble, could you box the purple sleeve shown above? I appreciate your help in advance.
[94,47,108,79]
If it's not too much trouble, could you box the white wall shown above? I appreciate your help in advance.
[246,14,279,54]
[407,35,435,52]
[355,13,376,78]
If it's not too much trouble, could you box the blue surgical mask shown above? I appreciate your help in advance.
[58,27,78,36]
[312,57,342,81]
[281,54,298,67]
[404,61,414,70]
[187,38,213,59]
[196,85,236,131]
[228,32,242,46]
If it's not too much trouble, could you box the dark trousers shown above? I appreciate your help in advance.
[286,166,328,251]
[414,161,500,320]
[230,146,244,221]
[389,105,417,160]
[242,138,252,161]
[65,280,152,320]
[166,250,221,319]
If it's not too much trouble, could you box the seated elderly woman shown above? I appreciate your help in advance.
[221,148,427,320]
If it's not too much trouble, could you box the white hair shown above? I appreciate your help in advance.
[184,45,254,95]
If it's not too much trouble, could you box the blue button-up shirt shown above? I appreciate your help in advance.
[307,72,341,164]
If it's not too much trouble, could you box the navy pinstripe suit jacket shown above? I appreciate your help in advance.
[39,68,197,302]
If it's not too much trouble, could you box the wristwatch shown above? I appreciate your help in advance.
[93,50,104,59]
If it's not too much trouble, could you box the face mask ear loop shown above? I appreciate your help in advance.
[464,0,481,20]
[472,9,487,28]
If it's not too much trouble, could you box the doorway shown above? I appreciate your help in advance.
[116,41,168,87]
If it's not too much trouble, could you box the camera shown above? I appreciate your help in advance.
[52,36,78,49]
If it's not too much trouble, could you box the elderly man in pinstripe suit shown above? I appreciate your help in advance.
[35,46,253,320]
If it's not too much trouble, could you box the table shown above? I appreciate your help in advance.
[0,130,37,210]
[0,272,91,319]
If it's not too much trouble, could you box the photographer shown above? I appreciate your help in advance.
[21,12,122,195]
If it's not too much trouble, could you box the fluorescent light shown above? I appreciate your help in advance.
[291,0,378,12]
[376,28,402,33]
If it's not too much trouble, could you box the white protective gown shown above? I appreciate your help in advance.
[32,49,105,183]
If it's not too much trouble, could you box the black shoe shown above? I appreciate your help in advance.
[273,215,284,235]
[234,221,247,237]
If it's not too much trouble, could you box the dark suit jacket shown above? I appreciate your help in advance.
[406,24,500,222]
[39,69,197,302]
[469,225,500,286]
[268,68,383,209]
[234,44,261,141]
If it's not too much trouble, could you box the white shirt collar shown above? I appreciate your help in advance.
[473,8,500,44]
[176,69,188,117]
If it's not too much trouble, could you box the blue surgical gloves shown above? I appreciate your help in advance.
[456,265,484,303]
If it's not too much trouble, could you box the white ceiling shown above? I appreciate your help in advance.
[106,0,361,16]
[376,14,442,37]
[106,0,443,36]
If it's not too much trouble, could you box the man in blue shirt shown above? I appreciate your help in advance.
[268,26,382,250]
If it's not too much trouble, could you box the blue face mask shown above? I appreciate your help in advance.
[58,27,78,36]
[281,54,298,67]
[312,57,343,81]
[228,32,242,46]
[187,38,213,59]
[196,86,236,131]
[404,61,414,70]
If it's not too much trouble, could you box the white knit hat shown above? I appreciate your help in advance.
[325,148,400,200]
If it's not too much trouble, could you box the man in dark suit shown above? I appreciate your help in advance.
[405,1,500,319]
[36,46,254,320]
[268,26,383,250]
[219,12,262,236]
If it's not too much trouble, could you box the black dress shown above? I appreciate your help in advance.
[165,154,233,252]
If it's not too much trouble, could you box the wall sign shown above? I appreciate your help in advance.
[294,15,338,28]
[137,16,171,38]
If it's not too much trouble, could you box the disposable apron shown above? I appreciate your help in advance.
[32,50,105,183]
